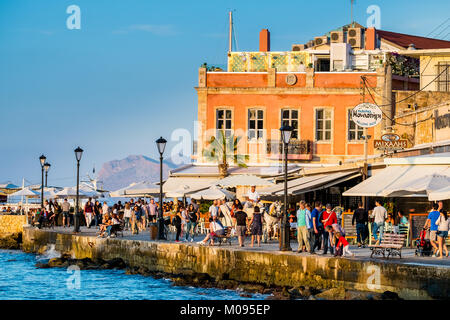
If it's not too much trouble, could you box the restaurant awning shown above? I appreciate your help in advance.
[342,165,450,198]
[216,175,274,188]
[259,170,360,196]
[276,171,360,196]
[428,185,450,201]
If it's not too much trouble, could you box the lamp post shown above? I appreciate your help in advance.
[74,147,83,233]
[44,162,51,187]
[39,155,46,210]
[279,125,293,251]
[156,137,167,240]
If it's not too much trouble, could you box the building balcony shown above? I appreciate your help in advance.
[266,139,313,160]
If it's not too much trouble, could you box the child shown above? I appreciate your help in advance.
[335,232,354,257]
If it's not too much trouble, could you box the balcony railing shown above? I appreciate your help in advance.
[266,139,313,160]
[228,51,311,72]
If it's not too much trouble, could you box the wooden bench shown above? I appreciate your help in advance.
[369,233,406,259]
[216,227,234,246]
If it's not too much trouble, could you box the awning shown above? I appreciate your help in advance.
[429,185,450,201]
[276,171,361,196]
[342,165,450,198]
[259,175,325,196]
[259,170,360,196]
[216,175,274,188]
[163,177,218,197]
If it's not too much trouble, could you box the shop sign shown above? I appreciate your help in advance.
[351,103,383,128]
[374,133,407,150]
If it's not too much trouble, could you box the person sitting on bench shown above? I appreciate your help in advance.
[197,215,225,246]
[105,213,121,238]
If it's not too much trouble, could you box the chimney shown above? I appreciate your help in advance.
[365,27,377,50]
[259,29,270,52]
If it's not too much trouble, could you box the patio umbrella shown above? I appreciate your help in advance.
[109,181,160,197]
[165,185,193,198]
[190,185,236,200]
[55,186,99,199]
[7,188,40,197]
[216,175,274,188]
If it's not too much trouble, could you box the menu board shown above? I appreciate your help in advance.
[341,212,357,238]
[409,213,428,244]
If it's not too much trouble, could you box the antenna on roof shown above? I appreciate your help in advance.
[228,11,233,53]
[351,0,355,25]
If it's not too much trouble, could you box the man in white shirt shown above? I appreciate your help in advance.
[371,199,387,245]
[209,200,219,221]
[247,186,260,204]
[148,199,158,223]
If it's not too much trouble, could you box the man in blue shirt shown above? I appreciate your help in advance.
[310,201,323,253]
[424,203,441,256]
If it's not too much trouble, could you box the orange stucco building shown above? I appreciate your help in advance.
[196,68,380,165]
[194,24,449,166]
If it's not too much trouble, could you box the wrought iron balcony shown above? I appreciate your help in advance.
[266,139,313,160]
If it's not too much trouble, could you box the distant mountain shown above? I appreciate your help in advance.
[97,155,189,191]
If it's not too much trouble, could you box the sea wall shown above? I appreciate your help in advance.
[0,215,26,235]
[22,227,450,300]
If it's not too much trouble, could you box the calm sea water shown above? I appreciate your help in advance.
[0,249,267,300]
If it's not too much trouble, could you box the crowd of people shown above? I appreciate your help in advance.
[6,188,447,258]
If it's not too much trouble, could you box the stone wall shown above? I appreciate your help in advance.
[22,227,450,300]
[0,215,26,236]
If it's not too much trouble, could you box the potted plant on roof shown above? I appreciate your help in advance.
[202,131,248,178]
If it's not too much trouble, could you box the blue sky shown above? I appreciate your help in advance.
[1,0,449,187]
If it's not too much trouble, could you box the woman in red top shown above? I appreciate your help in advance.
[335,232,354,257]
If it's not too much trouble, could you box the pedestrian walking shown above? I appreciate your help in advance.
[233,204,248,247]
[296,201,311,253]
[250,206,263,247]
[371,199,387,245]
[84,198,94,228]
[435,210,449,259]
[352,202,368,247]
[311,201,323,253]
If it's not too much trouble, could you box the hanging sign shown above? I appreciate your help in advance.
[374,133,407,150]
[351,103,383,128]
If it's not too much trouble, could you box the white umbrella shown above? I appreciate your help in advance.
[109,181,160,197]
[8,188,39,197]
[191,185,236,200]
[165,185,192,198]
[216,175,274,188]
[55,186,99,199]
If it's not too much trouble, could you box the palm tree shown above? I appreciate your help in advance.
[202,131,248,178]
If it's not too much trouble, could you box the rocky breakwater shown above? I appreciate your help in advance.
[35,253,402,300]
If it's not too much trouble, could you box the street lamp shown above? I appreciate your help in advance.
[73,147,83,233]
[44,162,51,187]
[279,125,293,251]
[156,137,167,240]
[39,155,46,210]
